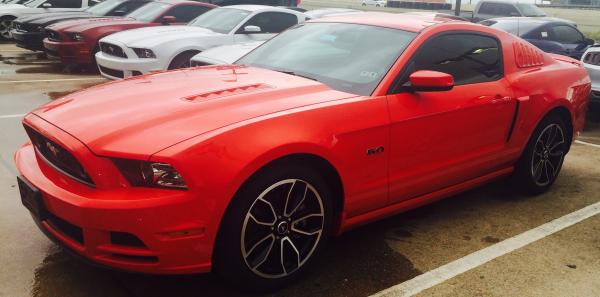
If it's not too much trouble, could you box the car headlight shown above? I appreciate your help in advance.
[132,48,156,59]
[69,32,84,41]
[112,159,187,190]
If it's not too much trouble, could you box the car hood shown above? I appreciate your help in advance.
[0,4,24,9]
[103,25,222,47]
[46,17,143,32]
[192,41,264,65]
[31,66,358,157]
[16,11,88,23]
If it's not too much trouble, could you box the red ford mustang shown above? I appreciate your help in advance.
[42,0,216,65]
[16,13,590,290]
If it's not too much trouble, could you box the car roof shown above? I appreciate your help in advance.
[487,16,570,25]
[308,12,464,32]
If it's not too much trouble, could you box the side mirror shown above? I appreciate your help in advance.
[584,38,595,46]
[243,25,261,33]
[409,70,454,92]
[41,2,52,8]
[161,15,177,25]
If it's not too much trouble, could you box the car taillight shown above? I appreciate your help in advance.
[112,159,187,190]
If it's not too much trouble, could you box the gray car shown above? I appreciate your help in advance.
[582,45,600,103]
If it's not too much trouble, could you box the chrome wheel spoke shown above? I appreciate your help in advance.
[242,179,324,279]
[531,123,565,187]
[533,160,544,182]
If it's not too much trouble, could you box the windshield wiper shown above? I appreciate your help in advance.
[276,70,319,82]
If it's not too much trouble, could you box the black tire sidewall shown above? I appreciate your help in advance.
[213,162,334,292]
[514,114,568,195]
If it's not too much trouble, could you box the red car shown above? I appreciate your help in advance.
[16,13,590,290]
[43,0,216,65]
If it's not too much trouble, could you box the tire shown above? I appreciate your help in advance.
[0,16,16,41]
[214,161,334,291]
[513,114,569,195]
[168,51,199,70]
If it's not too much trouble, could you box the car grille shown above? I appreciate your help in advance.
[46,29,61,41]
[100,42,127,58]
[583,51,600,66]
[99,65,124,78]
[24,125,95,186]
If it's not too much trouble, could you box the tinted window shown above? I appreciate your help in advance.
[482,19,540,36]
[412,34,503,85]
[238,12,298,34]
[478,2,495,14]
[110,1,147,16]
[479,2,518,16]
[164,5,212,23]
[44,0,82,8]
[515,3,546,17]
[551,25,583,44]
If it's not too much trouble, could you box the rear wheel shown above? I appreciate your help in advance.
[0,16,16,40]
[513,114,569,195]
[214,163,333,291]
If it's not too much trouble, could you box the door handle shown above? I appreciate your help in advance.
[492,94,512,103]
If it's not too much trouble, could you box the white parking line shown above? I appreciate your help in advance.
[0,114,26,119]
[0,78,105,84]
[575,140,600,149]
[371,200,600,297]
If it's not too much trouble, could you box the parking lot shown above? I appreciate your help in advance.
[1,32,600,297]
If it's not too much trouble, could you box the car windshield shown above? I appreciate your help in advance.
[188,8,251,34]
[480,19,540,36]
[237,23,416,96]
[516,3,546,17]
[127,2,169,22]
[85,0,123,15]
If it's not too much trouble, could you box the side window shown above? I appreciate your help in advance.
[497,3,519,16]
[527,27,550,40]
[478,3,495,14]
[550,25,583,44]
[44,0,82,8]
[165,5,212,23]
[412,33,503,85]
[238,12,298,34]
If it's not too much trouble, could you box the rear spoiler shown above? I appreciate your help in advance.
[548,53,582,67]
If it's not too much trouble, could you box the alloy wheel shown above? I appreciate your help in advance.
[241,179,325,279]
[0,20,12,39]
[531,123,565,186]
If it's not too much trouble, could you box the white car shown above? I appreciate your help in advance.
[0,0,97,39]
[190,40,263,66]
[95,5,306,80]
[361,0,386,7]
[582,46,600,103]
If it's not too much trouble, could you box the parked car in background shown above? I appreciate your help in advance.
[12,0,149,51]
[582,46,600,103]
[16,12,591,291]
[190,40,263,66]
[460,0,574,25]
[42,0,216,65]
[361,0,386,7]
[481,18,594,60]
[0,0,101,40]
[95,5,306,79]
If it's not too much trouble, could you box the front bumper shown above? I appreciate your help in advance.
[95,51,163,80]
[11,29,45,51]
[15,118,213,274]
[43,38,94,64]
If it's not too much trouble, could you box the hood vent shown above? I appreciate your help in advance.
[182,84,273,102]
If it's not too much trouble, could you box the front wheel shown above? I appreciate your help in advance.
[513,114,569,195]
[0,16,16,40]
[214,164,333,291]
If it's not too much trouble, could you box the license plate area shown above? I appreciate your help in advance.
[17,176,47,220]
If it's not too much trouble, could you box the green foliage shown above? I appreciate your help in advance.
[584,31,600,42]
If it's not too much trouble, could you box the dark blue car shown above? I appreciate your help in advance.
[481,17,595,60]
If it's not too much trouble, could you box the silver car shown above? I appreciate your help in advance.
[582,46,600,103]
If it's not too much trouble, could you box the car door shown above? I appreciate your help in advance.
[548,24,587,59]
[233,12,299,43]
[386,32,517,204]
